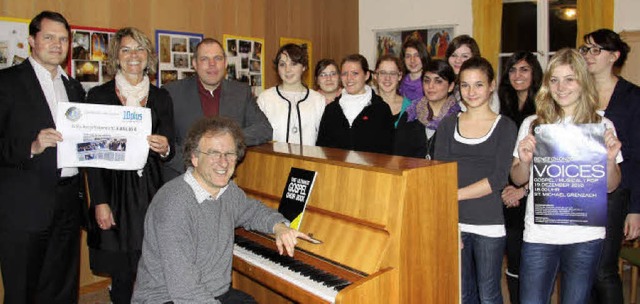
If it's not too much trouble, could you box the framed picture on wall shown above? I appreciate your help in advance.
[0,16,30,70]
[374,25,455,61]
[155,29,203,87]
[67,26,117,91]
[279,37,313,87]
[223,34,265,96]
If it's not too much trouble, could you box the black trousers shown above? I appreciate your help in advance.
[163,288,257,304]
[0,176,83,304]
[504,195,527,304]
[591,188,628,304]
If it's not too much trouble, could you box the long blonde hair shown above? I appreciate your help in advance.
[532,48,600,131]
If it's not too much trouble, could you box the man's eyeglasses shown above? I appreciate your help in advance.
[196,149,238,162]
[318,71,338,79]
[578,45,611,56]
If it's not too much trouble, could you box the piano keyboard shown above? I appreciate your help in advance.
[233,236,352,303]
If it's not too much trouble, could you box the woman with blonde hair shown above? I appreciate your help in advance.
[85,27,174,303]
[511,48,622,303]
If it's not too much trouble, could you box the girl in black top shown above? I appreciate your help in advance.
[316,54,393,154]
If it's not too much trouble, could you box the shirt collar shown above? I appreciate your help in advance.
[197,77,222,96]
[28,57,68,81]
[183,167,228,203]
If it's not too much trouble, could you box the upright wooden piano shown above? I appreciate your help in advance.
[232,143,459,303]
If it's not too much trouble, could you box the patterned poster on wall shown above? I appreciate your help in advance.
[279,37,313,88]
[223,34,265,96]
[374,25,455,60]
[0,17,30,70]
[67,26,117,91]
[155,30,203,87]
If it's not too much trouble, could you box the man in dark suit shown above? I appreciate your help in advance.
[163,38,272,180]
[0,11,86,303]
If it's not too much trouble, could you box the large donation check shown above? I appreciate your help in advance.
[56,102,152,170]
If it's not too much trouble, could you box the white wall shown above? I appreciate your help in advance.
[615,0,640,32]
[359,0,472,67]
[359,0,640,64]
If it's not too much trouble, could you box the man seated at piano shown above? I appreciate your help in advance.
[132,117,313,303]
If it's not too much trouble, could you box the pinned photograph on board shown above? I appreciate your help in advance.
[171,37,187,52]
[159,35,171,63]
[227,39,237,56]
[239,40,251,54]
[237,71,249,84]
[249,59,261,72]
[253,41,262,60]
[189,37,199,53]
[241,55,249,69]
[72,31,90,60]
[181,70,196,79]
[250,75,261,87]
[91,32,108,61]
[74,60,100,82]
[161,70,178,85]
[173,53,189,68]
[227,63,237,80]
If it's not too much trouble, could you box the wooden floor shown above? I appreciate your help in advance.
[79,265,640,304]
[79,279,110,304]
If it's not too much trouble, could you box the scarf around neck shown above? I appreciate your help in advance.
[115,71,150,107]
[399,75,424,101]
[339,85,372,126]
[406,94,461,130]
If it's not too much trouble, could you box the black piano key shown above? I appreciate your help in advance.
[235,235,352,290]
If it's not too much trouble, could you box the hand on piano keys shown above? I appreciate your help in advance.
[234,232,361,303]
[273,222,319,257]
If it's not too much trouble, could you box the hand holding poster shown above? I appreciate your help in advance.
[533,123,607,226]
[56,102,152,170]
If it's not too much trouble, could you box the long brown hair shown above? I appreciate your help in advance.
[532,48,600,131]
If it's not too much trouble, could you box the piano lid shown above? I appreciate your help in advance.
[250,142,449,175]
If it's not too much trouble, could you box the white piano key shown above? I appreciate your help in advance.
[233,244,339,303]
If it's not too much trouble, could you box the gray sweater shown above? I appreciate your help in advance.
[132,171,286,303]
[434,114,517,225]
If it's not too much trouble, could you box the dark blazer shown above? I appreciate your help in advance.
[393,112,428,158]
[162,77,272,179]
[605,77,640,213]
[316,92,394,154]
[0,60,86,231]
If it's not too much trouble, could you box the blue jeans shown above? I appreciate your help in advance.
[461,232,505,304]
[520,239,604,304]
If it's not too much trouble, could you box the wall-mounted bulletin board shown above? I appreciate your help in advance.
[155,29,203,87]
[0,16,30,70]
[68,26,117,91]
[223,34,265,96]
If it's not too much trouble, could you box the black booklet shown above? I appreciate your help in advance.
[277,167,317,230]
